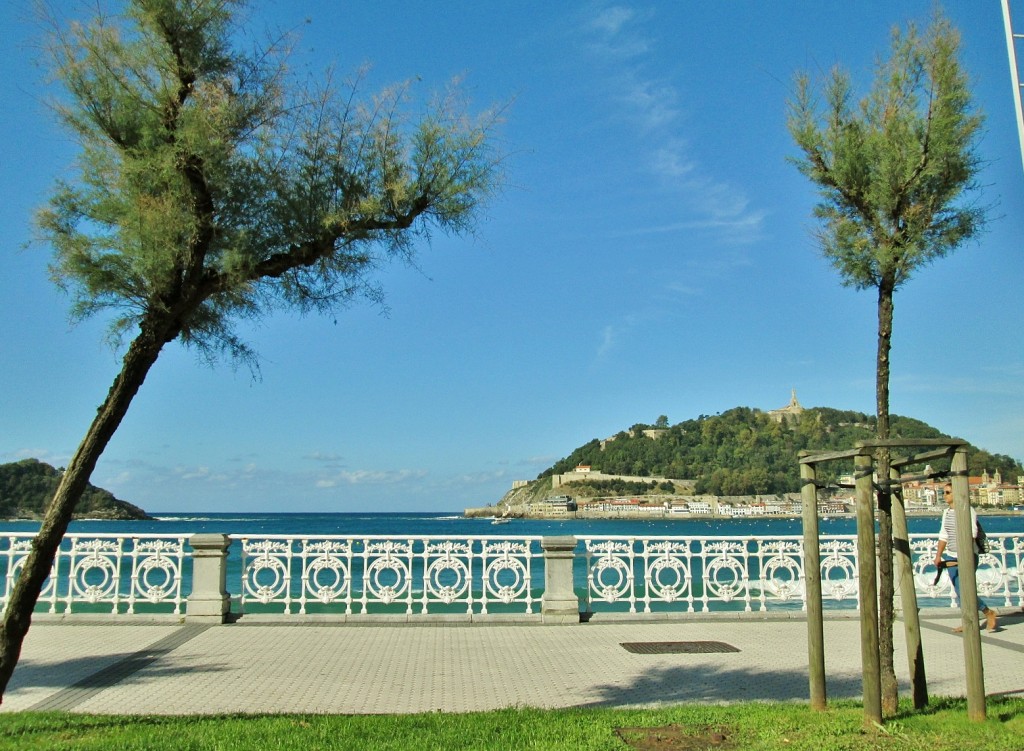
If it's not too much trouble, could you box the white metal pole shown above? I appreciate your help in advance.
[1002,0,1024,175]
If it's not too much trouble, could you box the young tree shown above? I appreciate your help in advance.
[789,15,985,714]
[0,0,501,701]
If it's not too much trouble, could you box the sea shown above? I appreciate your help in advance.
[2,511,1019,615]
[1,509,1021,539]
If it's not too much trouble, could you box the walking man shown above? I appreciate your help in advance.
[934,484,998,633]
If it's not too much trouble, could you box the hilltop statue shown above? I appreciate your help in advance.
[768,389,805,423]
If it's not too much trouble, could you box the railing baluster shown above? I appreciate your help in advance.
[524,540,534,615]
[238,538,249,615]
[467,539,476,615]
[124,537,135,615]
[641,539,652,613]
[344,539,354,615]
[298,540,309,615]
[49,544,61,614]
[174,537,185,615]
[284,538,293,616]
[420,539,430,615]
[744,538,753,612]
[360,539,369,614]
[113,537,124,614]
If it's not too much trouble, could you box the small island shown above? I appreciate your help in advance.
[0,458,151,521]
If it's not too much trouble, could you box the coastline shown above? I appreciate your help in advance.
[464,507,1017,522]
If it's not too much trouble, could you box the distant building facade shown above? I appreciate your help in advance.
[901,467,1023,507]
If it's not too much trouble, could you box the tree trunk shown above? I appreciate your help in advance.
[878,480,897,715]
[0,321,173,702]
[876,277,898,715]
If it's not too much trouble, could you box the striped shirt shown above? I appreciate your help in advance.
[938,506,979,558]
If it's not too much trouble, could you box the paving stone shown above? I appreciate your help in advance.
[2,614,1021,714]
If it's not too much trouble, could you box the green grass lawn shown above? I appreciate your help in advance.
[1,698,1022,751]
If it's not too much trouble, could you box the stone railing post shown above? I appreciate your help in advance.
[186,533,231,623]
[541,535,579,624]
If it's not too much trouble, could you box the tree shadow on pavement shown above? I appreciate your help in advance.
[8,650,230,692]
[581,661,864,708]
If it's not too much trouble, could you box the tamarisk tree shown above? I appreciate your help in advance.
[0,0,500,700]
[788,15,985,714]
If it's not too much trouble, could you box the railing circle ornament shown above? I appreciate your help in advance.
[366,557,410,604]
[485,557,528,602]
[247,556,287,604]
[426,557,469,604]
[304,552,349,604]
[71,540,119,603]
[136,552,177,602]
[703,555,746,603]
[592,555,631,602]
[242,540,290,604]
[820,541,858,602]
[976,553,1006,599]
[8,541,57,601]
[760,554,803,600]
[647,555,690,602]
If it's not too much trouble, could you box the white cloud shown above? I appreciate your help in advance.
[615,213,768,238]
[894,368,1024,398]
[59,450,513,512]
[596,308,668,360]
[588,6,650,58]
[105,471,134,486]
[5,448,71,466]
[316,468,430,487]
[591,6,635,36]
[178,466,213,481]
[580,3,764,246]
[597,324,619,358]
[306,451,346,463]
[619,74,680,131]
[444,469,511,489]
[651,142,694,178]
[664,281,701,297]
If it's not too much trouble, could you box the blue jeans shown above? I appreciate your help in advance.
[945,558,988,612]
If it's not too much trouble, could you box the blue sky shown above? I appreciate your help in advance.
[1,1,1022,514]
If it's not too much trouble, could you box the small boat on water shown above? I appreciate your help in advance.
[491,517,510,525]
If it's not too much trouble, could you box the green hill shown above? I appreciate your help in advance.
[0,459,151,520]
[538,406,1024,496]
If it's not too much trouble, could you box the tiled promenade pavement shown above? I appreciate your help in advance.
[2,612,1022,714]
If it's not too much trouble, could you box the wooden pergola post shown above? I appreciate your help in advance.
[951,446,987,721]
[889,464,928,708]
[854,450,883,727]
[799,439,983,724]
[800,452,826,710]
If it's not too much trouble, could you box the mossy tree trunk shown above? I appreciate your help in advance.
[0,319,175,698]
[0,0,499,704]
[876,276,898,716]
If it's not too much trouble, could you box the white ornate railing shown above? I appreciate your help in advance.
[1,531,1020,618]
[0,533,188,615]
[234,535,544,615]
[581,533,1024,614]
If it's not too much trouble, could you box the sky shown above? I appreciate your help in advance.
[1,1,1022,514]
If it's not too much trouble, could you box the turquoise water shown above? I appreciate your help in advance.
[2,509,1019,538]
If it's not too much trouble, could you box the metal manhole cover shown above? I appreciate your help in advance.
[620,641,740,654]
